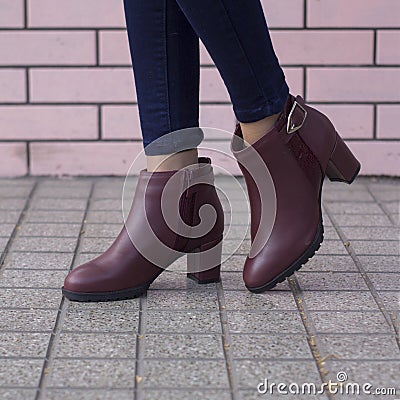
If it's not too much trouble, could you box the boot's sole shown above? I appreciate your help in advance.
[62,283,151,302]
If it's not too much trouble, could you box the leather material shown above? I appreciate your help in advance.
[231,94,351,290]
[63,158,224,294]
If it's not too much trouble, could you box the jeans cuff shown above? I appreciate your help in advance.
[144,127,205,156]
[234,81,290,123]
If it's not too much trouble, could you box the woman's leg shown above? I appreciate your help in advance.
[123,0,203,169]
[174,0,289,144]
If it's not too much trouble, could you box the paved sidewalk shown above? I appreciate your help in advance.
[0,176,398,400]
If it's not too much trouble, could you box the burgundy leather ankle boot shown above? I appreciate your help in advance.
[231,94,360,293]
[62,157,224,302]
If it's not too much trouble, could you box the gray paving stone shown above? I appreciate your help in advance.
[0,198,26,210]
[92,180,126,199]
[90,199,122,211]
[144,310,221,333]
[142,389,232,400]
[0,288,61,308]
[340,226,399,240]
[143,333,224,358]
[227,311,305,334]
[238,390,324,400]
[221,255,247,272]
[295,272,369,291]
[367,273,400,291]
[323,226,341,240]
[223,291,297,311]
[62,308,139,333]
[0,332,50,357]
[46,358,136,388]
[86,211,123,224]
[296,270,368,291]
[383,200,399,214]
[231,334,312,359]
[4,251,73,270]
[311,311,391,334]
[350,240,399,255]
[0,223,15,237]
[25,210,84,223]
[369,190,400,201]
[322,360,399,393]
[300,255,357,272]
[0,269,67,288]
[322,189,374,202]
[149,270,213,290]
[327,202,383,214]
[73,252,101,266]
[0,186,32,197]
[83,223,122,238]
[68,298,140,311]
[43,389,134,400]
[35,186,91,199]
[359,255,400,272]
[0,309,57,331]
[80,237,115,253]
[332,214,393,226]
[377,291,400,311]
[235,360,322,389]
[0,358,43,386]
[19,223,82,238]
[0,210,21,223]
[146,290,219,310]
[317,240,348,255]
[56,333,136,358]
[317,334,399,360]
[0,236,8,252]
[0,389,37,400]
[302,291,378,311]
[140,359,229,388]
[11,237,77,252]
[221,271,291,291]
[31,198,87,211]
[222,239,250,255]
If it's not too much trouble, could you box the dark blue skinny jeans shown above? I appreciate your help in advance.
[123,0,289,155]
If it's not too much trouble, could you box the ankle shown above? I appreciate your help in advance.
[146,148,198,172]
[240,112,281,145]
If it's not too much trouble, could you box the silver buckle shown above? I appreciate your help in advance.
[286,100,307,134]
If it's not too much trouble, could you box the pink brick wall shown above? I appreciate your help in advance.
[0,0,399,176]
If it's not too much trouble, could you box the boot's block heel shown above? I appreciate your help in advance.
[187,237,223,284]
[326,134,361,184]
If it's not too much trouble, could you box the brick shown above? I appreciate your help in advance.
[0,106,98,139]
[377,30,400,64]
[102,104,236,140]
[200,43,213,65]
[377,105,400,139]
[30,142,145,175]
[200,68,230,102]
[0,69,26,102]
[30,68,136,102]
[310,104,373,139]
[200,105,236,134]
[347,141,400,176]
[0,143,27,177]
[99,30,130,65]
[307,68,400,102]
[28,0,125,28]
[271,30,373,65]
[261,0,304,28]
[101,105,140,140]
[284,67,303,97]
[308,0,400,28]
[0,0,24,28]
[0,31,96,66]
